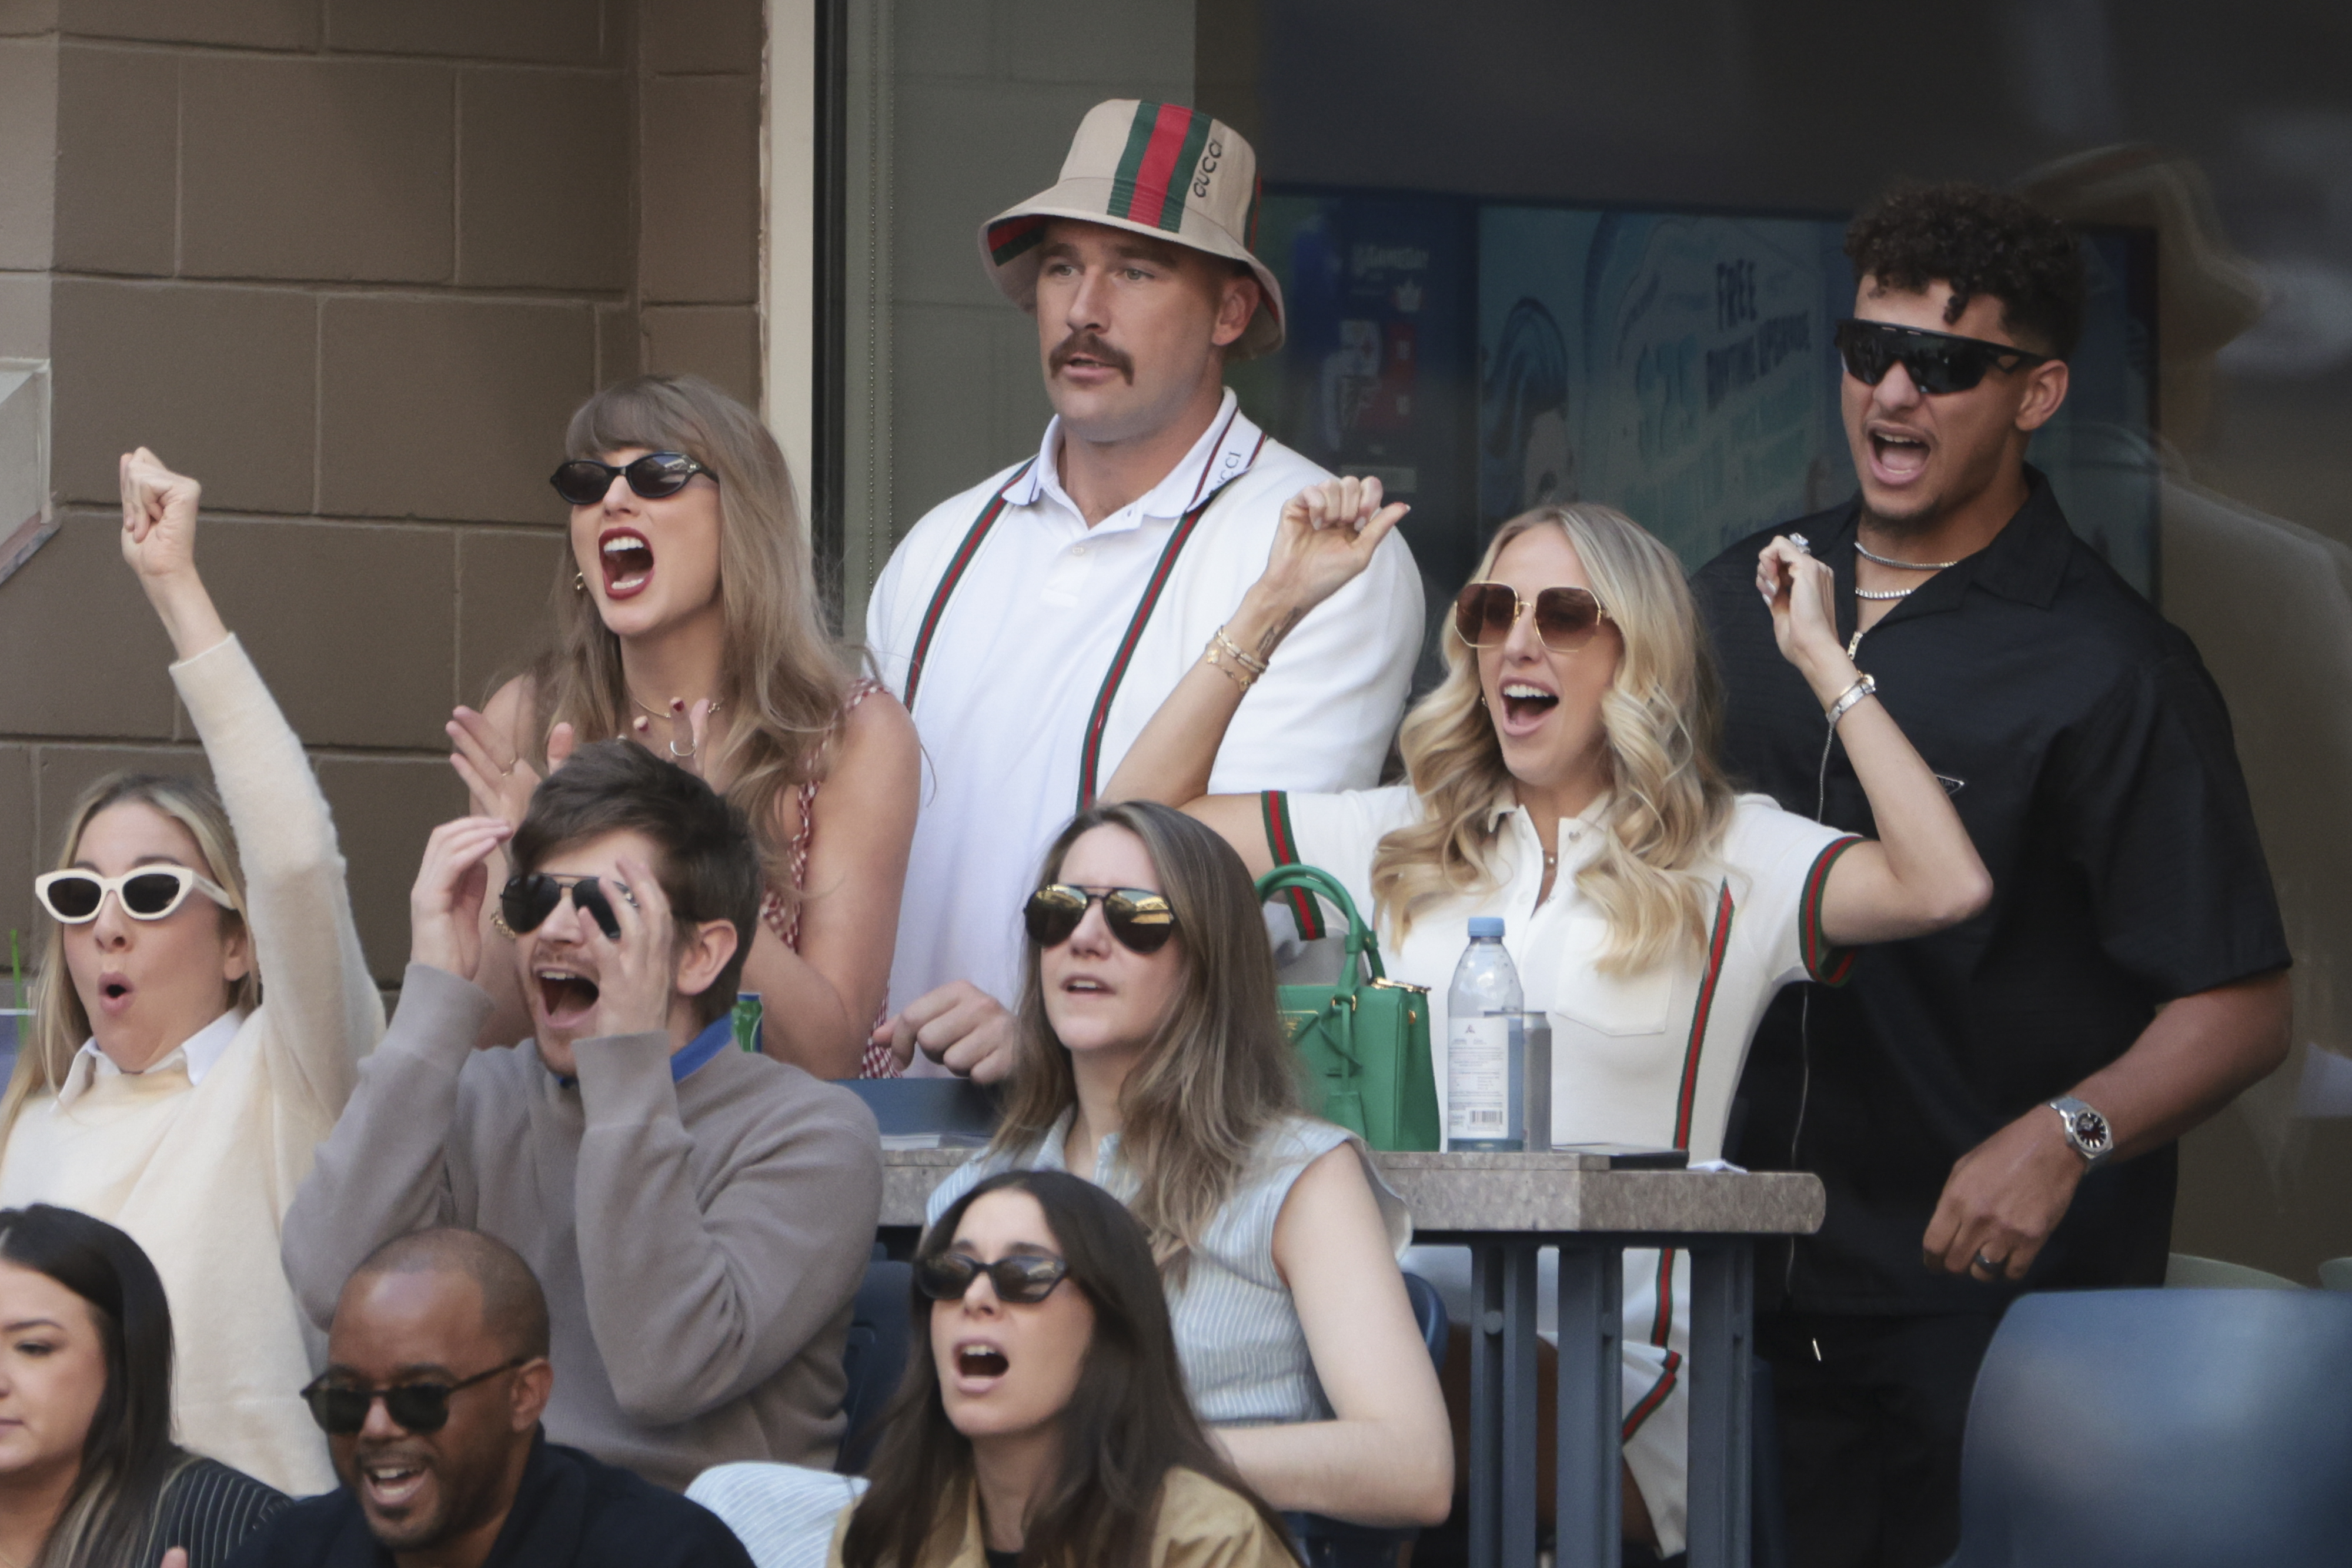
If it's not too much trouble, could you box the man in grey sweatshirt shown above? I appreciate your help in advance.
[283,743,883,1492]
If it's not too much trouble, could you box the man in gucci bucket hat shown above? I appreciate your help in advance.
[867,99,1423,1079]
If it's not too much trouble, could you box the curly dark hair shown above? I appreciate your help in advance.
[1846,182,2085,359]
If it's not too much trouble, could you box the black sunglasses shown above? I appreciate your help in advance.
[1452,581,1609,654]
[1833,318,2054,396]
[1023,884,1178,954]
[549,452,714,506]
[300,1358,527,1436]
[915,1249,1071,1306]
[499,872,634,941]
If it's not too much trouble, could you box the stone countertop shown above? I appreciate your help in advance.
[879,1148,1823,1237]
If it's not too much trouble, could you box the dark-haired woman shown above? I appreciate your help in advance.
[448,373,919,1079]
[1,452,375,1495]
[0,1205,285,1568]
[835,1169,1295,1568]
[923,803,1452,1529]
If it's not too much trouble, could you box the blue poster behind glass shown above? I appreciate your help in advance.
[1238,190,2157,647]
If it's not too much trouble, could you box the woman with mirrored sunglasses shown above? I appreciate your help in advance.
[0,1205,289,1568]
[444,374,918,1082]
[922,801,1453,1532]
[1,450,377,1500]
[1102,480,1992,1557]
[818,1169,1295,1568]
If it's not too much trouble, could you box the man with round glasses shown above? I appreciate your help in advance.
[863,99,1423,1082]
[232,1229,753,1566]
[281,743,883,1494]
[1692,182,2290,1566]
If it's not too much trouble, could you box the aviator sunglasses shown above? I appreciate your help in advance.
[548,452,714,506]
[499,872,636,941]
[1833,318,2054,396]
[300,1358,529,1436]
[916,1249,1072,1306]
[35,867,235,924]
[1453,581,1609,654]
[1023,884,1178,955]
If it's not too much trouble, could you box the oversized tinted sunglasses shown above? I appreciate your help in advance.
[1833,319,2054,396]
[1022,884,1177,955]
[916,1249,1071,1306]
[1452,581,1609,653]
[35,867,235,924]
[300,1358,528,1436]
[548,452,713,506]
[499,872,636,941]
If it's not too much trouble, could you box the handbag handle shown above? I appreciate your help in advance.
[1253,863,1388,986]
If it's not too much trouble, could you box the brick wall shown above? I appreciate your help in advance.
[0,0,764,988]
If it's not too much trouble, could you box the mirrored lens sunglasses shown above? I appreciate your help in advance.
[1022,884,1177,954]
[1833,319,2054,396]
[299,1358,527,1436]
[499,872,634,941]
[1452,581,1608,653]
[914,1249,1071,1306]
[548,452,714,506]
[34,867,235,924]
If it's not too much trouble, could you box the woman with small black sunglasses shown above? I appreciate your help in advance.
[0,1205,288,1568]
[1,451,376,1499]
[445,375,919,1081]
[832,1169,1297,1568]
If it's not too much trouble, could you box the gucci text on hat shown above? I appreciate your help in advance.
[977,99,1286,359]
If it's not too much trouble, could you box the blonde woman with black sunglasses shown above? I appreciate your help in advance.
[1105,478,1992,1557]
[1,450,377,1497]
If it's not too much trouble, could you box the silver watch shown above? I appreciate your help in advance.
[2050,1096,2114,1168]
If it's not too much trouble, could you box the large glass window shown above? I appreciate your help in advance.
[813,0,2352,1279]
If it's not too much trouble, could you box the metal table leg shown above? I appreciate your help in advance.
[1685,1241,1755,1568]
[1469,1241,1542,1568]
[1553,1241,1623,1568]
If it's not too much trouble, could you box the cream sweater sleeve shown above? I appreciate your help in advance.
[171,634,380,1120]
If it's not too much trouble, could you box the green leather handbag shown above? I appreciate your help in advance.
[1255,863,1441,1152]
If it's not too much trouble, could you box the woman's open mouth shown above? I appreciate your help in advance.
[957,1345,1009,1380]
[535,969,601,1026]
[1498,681,1558,733]
[97,977,134,1016]
[600,529,655,599]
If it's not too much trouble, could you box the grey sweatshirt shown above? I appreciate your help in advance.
[282,963,883,1491]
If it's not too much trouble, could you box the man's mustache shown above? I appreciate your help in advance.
[1049,332,1134,382]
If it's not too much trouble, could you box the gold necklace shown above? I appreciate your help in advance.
[626,687,723,721]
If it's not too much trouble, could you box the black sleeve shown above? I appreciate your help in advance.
[2052,646,2290,998]
[150,1460,293,1568]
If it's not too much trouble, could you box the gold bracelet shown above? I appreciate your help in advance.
[1211,625,1270,676]
[1203,640,1258,690]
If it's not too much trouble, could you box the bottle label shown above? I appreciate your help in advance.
[1448,1013,1523,1145]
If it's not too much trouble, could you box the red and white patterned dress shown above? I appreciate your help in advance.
[757,678,901,1078]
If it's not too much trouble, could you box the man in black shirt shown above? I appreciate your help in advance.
[226,1229,752,1568]
[1692,183,2290,1568]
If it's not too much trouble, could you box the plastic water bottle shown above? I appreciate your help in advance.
[1447,917,1524,1151]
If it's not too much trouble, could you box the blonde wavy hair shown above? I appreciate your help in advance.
[6,774,259,1141]
[527,374,855,910]
[994,801,1303,1283]
[1370,504,1737,974]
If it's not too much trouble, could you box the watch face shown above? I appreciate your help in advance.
[2069,1109,2113,1154]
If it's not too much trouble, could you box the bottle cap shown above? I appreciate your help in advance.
[1466,916,1505,938]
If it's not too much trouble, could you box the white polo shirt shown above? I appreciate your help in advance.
[1265,783,1859,1556]
[867,390,1424,1027]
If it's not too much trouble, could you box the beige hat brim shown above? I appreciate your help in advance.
[977,179,1287,360]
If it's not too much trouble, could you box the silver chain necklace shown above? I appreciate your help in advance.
[1855,540,1959,571]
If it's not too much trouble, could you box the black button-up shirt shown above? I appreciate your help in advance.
[1691,470,2288,1313]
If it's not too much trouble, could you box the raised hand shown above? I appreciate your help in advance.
[1259,476,1409,621]
[1756,534,1850,693]
[410,815,513,978]
[580,852,677,1038]
[118,447,228,657]
[875,980,1021,1083]
[449,709,576,828]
